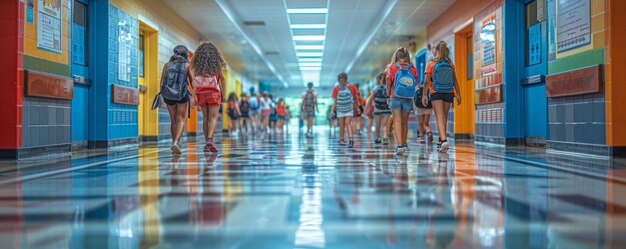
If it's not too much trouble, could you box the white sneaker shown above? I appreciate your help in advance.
[171,143,182,154]
[440,141,450,153]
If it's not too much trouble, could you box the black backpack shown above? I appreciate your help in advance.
[374,86,389,110]
[414,87,432,109]
[161,62,188,101]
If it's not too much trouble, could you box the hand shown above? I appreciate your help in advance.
[456,95,462,105]
[190,96,198,107]
[222,96,227,103]
[386,99,391,105]
[422,95,428,107]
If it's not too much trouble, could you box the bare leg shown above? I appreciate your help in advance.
[401,111,410,146]
[392,110,403,146]
[206,105,220,139]
[172,103,187,143]
[374,115,382,139]
[381,114,389,139]
[432,100,447,141]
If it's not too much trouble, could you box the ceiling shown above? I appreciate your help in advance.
[161,0,456,91]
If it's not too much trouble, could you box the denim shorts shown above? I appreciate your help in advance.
[389,98,414,112]
[303,110,315,118]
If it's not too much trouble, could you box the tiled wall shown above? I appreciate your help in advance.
[107,5,139,140]
[20,0,72,152]
[22,98,71,148]
[546,0,608,154]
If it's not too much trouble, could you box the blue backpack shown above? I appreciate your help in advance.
[433,60,455,93]
[392,63,417,98]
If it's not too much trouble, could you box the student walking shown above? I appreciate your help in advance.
[190,42,226,154]
[238,93,251,135]
[227,92,240,136]
[161,45,193,154]
[331,72,360,148]
[248,92,260,135]
[422,41,462,153]
[301,82,318,138]
[366,72,391,145]
[386,47,418,155]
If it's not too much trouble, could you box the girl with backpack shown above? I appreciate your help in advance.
[189,42,226,153]
[386,47,418,155]
[238,93,251,135]
[161,45,194,154]
[227,92,240,136]
[260,92,271,134]
[330,72,360,148]
[414,48,434,144]
[365,72,391,145]
[248,92,260,135]
[422,41,462,153]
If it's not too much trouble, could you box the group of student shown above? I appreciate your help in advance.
[328,41,461,154]
[225,90,292,136]
[158,40,459,155]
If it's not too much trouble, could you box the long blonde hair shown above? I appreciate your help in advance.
[433,41,450,63]
[390,47,410,65]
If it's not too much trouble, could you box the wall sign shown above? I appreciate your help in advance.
[475,84,503,105]
[547,0,557,59]
[528,23,541,65]
[111,85,139,105]
[25,70,73,100]
[480,13,497,76]
[118,15,133,82]
[546,65,601,97]
[37,0,62,54]
[556,0,591,53]
[26,0,34,23]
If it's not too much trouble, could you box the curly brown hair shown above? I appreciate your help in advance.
[191,42,226,77]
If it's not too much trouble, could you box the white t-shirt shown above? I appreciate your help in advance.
[261,97,271,111]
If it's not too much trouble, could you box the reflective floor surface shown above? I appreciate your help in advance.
[1,127,626,249]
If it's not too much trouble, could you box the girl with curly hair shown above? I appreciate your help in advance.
[190,42,226,153]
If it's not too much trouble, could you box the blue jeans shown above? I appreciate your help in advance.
[389,98,414,112]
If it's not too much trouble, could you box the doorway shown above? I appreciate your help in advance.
[453,24,476,139]
[138,22,159,141]
[71,0,90,150]
[522,0,548,146]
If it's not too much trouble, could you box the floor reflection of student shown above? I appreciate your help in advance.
[387,159,409,245]
[426,163,459,249]
[191,155,224,227]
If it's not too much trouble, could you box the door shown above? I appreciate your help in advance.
[138,22,159,141]
[523,0,548,145]
[70,0,90,149]
[453,25,475,139]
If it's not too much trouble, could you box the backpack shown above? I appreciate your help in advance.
[250,96,261,110]
[374,86,389,110]
[240,100,250,114]
[303,90,316,111]
[161,62,188,101]
[392,63,417,98]
[433,60,455,93]
[414,87,432,108]
[192,73,219,92]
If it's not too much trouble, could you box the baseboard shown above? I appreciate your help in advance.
[454,133,473,140]
[71,140,88,151]
[525,136,547,147]
[89,138,138,149]
[139,136,159,142]
[547,140,617,157]
[0,149,18,159]
[0,144,72,160]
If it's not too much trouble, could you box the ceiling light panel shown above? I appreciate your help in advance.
[300,66,322,71]
[292,35,326,41]
[292,29,325,36]
[286,8,328,14]
[298,58,323,62]
[299,62,322,67]
[297,52,323,57]
[290,24,327,29]
[295,45,324,50]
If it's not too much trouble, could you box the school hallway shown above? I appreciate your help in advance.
[0,127,624,248]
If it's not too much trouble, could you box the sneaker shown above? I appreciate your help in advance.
[382,138,389,145]
[204,138,218,153]
[436,140,442,151]
[171,143,182,154]
[416,136,425,144]
[440,140,450,153]
[374,138,382,144]
[356,130,362,135]
[339,140,348,146]
[306,132,314,139]
[395,146,404,156]
[348,140,354,148]
[402,144,410,153]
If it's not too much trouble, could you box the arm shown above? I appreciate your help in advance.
[314,93,319,113]
[351,87,360,114]
[453,72,462,105]
[301,93,306,112]
[330,98,337,117]
[422,73,432,106]
[219,74,226,103]
[386,78,392,97]
[365,91,375,109]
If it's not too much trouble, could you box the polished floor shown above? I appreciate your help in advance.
[1,127,625,249]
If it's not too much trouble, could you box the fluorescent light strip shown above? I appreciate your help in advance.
[295,45,324,50]
[290,24,327,29]
[298,58,323,62]
[293,36,325,41]
[300,67,322,71]
[297,52,323,57]
[287,8,328,14]
[299,62,322,67]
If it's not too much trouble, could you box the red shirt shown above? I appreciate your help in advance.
[332,84,359,100]
[385,62,418,97]
[276,103,286,116]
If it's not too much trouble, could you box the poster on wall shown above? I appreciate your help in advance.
[118,15,132,82]
[547,0,557,59]
[528,24,541,65]
[556,0,590,53]
[37,0,62,54]
[480,13,497,76]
